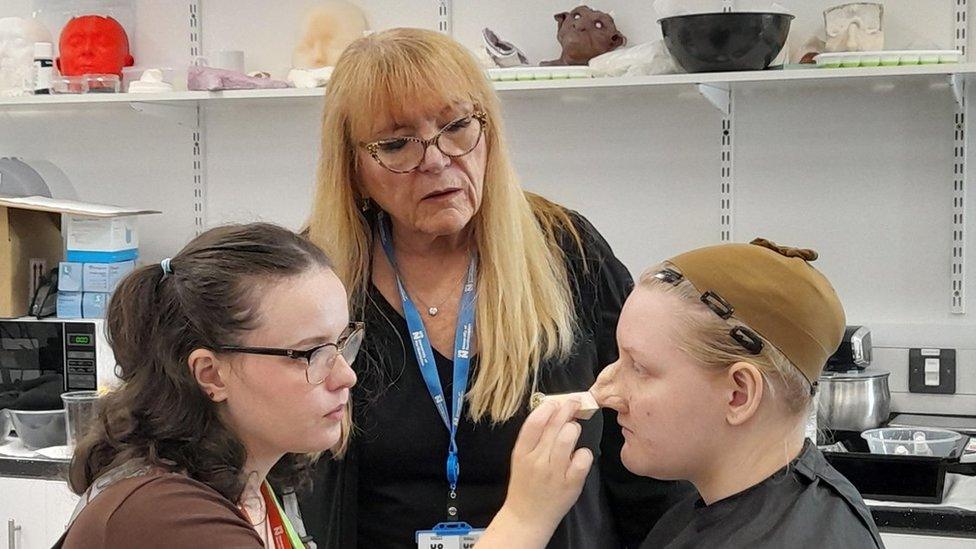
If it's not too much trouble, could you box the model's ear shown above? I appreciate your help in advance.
[724,361,765,426]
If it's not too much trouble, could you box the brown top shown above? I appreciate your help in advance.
[61,472,263,548]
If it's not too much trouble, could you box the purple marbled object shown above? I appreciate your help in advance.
[188,66,291,91]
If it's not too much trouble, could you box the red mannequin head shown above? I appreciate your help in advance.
[57,15,134,77]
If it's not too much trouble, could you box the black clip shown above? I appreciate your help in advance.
[809,380,819,397]
[729,326,764,355]
[701,291,734,319]
[654,269,683,285]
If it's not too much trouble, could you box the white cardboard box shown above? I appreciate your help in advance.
[65,215,138,252]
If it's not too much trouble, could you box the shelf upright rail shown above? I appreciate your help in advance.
[189,0,207,235]
[438,1,453,36]
[951,0,970,314]
[721,0,735,243]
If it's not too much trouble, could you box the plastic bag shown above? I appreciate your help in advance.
[588,41,681,77]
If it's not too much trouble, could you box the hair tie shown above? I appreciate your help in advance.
[160,258,173,277]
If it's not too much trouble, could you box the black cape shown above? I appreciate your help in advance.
[641,440,885,549]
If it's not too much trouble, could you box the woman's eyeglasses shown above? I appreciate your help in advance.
[360,111,488,174]
[216,322,365,385]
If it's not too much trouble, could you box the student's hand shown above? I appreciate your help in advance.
[477,399,594,549]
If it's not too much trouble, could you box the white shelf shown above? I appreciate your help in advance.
[2,63,975,109]
[494,63,976,91]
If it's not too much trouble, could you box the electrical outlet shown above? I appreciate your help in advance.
[908,348,956,394]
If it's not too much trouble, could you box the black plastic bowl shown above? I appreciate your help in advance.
[660,12,794,73]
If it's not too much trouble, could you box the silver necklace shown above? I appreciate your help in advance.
[410,266,468,316]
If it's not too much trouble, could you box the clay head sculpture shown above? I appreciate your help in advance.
[57,15,135,77]
[541,5,627,66]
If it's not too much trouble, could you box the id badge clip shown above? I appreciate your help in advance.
[416,522,485,549]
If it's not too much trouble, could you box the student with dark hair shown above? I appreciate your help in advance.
[61,223,358,547]
[58,222,592,549]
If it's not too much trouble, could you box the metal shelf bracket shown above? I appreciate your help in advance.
[128,102,199,129]
[951,73,966,107]
[698,83,732,115]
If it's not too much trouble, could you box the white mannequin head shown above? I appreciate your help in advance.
[824,2,884,53]
[292,1,368,69]
[0,18,35,96]
[0,17,53,97]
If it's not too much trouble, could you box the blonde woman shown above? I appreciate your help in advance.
[301,28,689,548]
[592,239,885,548]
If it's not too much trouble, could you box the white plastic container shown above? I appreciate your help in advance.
[841,54,861,68]
[33,42,55,94]
[814,50,962,68]
[860,54,881,67]
[862,427,963,457]
[880,53,901,66]
[901,52,921,65]
[487,66,593,82]
[122,66,186,92]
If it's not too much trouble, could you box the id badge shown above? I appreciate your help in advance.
[416,522,485,549]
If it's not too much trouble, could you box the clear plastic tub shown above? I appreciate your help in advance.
[6,409,66,450]
[62,391,99,449]
[85,74,121,93]
[122,66,187,92]
[51,75,88,94]
[862,427,963,457]
[0,410,11,439]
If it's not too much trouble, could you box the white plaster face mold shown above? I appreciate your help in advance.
[824,2,885,53]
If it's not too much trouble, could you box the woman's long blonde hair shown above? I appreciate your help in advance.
[307,28,580,422]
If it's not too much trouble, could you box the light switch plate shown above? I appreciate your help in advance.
[909,349,956,394]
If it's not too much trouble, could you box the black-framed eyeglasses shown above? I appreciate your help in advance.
[360,111,488,174]
[216,322,364,385]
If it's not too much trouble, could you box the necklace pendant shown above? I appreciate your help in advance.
[428,307,439,316]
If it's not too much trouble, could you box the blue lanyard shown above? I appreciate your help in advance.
[378,213,477,517]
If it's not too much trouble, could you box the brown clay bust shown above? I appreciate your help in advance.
[541,5,626,66]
